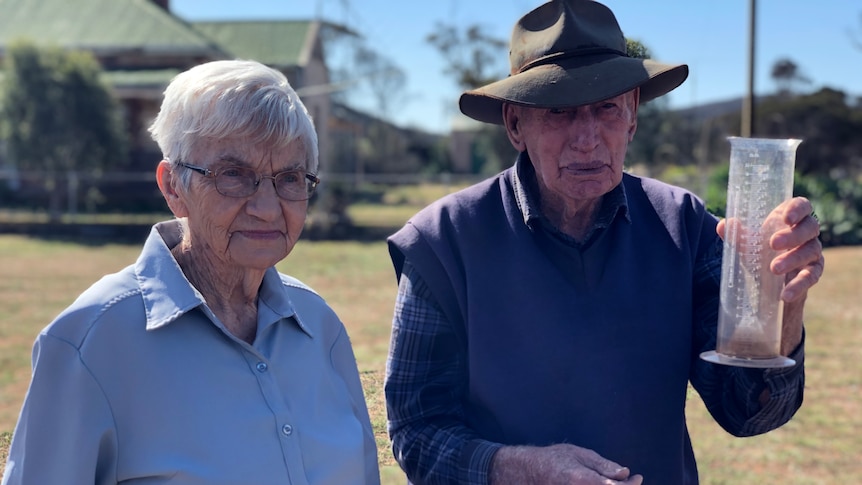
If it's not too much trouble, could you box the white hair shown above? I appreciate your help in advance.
[148,59,319,188]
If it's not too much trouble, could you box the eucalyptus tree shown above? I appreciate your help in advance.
[0,40,127,220]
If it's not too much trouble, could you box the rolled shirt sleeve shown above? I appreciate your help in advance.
[385,261,501,485]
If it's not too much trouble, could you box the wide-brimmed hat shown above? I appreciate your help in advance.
[459,0,689,124]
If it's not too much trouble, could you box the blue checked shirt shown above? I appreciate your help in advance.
[385,159,805,485]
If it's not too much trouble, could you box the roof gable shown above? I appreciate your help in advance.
[191,20,316,67]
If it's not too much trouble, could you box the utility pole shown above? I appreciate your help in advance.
[741,0,756,137]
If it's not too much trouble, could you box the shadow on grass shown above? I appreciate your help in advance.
[0,221,153,246]
[0,221,401,247]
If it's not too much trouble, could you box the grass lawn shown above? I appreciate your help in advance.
[0,234,859,483]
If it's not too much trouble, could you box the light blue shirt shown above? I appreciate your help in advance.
[2,221,380,485]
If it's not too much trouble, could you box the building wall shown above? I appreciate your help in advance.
[300,57,332,173]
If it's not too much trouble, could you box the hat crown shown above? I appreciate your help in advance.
[510,0,626,75]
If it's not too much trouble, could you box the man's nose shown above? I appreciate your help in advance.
[567,114,600,152]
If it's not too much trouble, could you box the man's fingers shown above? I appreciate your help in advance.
[773,232,823,270]
[570,447,628,479]
[771,212,821,251]
[781,250,825,302]
[780,196,814,226]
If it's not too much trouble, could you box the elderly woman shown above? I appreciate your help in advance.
[2,60,380,485]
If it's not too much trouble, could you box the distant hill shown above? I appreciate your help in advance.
[671,93,823,122]
[673,97,745,122]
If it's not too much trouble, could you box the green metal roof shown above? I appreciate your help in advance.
[0,0,223,55]
[0,2,320,96]
[191,21,315,67]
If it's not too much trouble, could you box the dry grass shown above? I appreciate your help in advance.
[0,432,9,476]
[0,236,858,483]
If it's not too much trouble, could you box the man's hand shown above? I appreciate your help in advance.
[762,197,825,302]
[717,196,825,354]
[490,443,643,484]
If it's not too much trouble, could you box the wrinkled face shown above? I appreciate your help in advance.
[503,90,639,205]
[167,136,310,271]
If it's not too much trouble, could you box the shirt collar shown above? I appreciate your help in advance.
[511,152,631,238]
[257,269,314,338]
[134,220,310,337]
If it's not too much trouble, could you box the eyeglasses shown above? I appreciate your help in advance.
[177,162,320,201]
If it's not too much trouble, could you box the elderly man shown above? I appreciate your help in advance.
[384,1,824,484]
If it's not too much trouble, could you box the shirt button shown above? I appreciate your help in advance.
[256,362,268,372]
[282,424,293,436]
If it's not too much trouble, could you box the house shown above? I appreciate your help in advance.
[0,0,335,172]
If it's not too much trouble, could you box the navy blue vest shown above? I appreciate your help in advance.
[389,168,719,484]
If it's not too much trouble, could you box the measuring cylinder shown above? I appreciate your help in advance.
[701,137,802,368]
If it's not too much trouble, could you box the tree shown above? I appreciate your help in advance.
[1,40,127,220]
[316,22,410,177]
[623,39,689,173]
[426,22,513,174]
[852,12,862,51]
[352,45,409,179]
[353,46,407,119]
[754,87,862,176]
[770,58,811,96]
[426,23,507,90]
[318,23,408,122]
[308,24,416,237]
[625,38,650,60]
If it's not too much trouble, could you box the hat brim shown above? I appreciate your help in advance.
[459,56,689,125]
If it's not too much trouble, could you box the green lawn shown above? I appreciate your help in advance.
[0,235,859,483]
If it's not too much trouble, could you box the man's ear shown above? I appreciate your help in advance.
[502,103,527,152]
[628,88,640,142]
[156,160,189,218]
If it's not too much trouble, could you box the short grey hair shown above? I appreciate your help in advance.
[148,60,319,189]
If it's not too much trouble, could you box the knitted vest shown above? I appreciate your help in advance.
[388,169,719,484]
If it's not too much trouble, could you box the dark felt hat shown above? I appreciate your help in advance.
[459,0,689,124]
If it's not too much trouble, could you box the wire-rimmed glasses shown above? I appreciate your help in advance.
[178,162,319,201]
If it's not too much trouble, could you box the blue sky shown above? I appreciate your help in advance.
[172,0,862,134]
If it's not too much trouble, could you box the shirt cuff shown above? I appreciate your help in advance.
[741,329,806,429]
[763,328,806,379]
[461,439,504,485]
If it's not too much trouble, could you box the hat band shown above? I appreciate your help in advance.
[517,46,627,74]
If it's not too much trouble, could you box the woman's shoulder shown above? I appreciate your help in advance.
[41,264,143,349]
[276,272,344,334]
[277,272,318,296]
